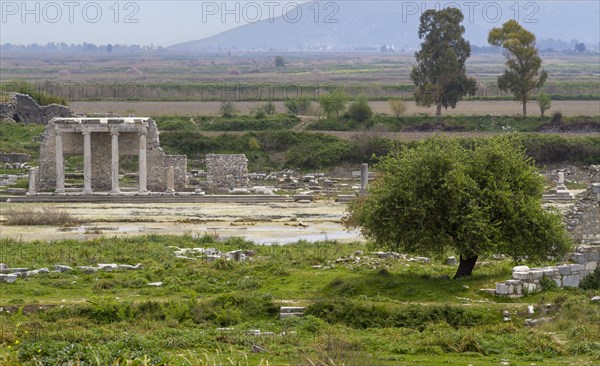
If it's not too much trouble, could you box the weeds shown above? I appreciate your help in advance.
[2,206,80,226]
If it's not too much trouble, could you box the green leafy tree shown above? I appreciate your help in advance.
[488,20,548,117]
[347,96,373,123]
[285,96,312,115]
[345,137,570,278]
[319,89,348,119]
[537,93,551,117]
[410,8,476,116]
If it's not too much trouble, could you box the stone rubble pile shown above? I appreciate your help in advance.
[315,251,434,271]
[0,262,144,283]
[492,245,599,297]
[170,246,256,262]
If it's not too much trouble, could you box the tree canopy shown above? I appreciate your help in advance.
[319,89,349,118]
[488,20,547,116]
[345,137,571,278]
[410,8,476,116]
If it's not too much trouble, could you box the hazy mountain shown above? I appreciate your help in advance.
[169,1,599,52]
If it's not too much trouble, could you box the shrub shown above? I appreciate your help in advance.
[551,111,563,123]
[389,98,407,119]
[580,269,600,290]
[220,101,236,118]
[264,101,276,115]
[347,97,373,123]
[284,96,312,115]
[3,206,79,226]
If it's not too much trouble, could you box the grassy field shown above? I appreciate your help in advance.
[0,234,599,365]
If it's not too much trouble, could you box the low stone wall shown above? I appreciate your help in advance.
[495,245,599,297]
[0,153,31,163]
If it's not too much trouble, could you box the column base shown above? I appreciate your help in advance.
[82,189,94,195]
[165,190,175,196]
[26,191,37,196]
[110,189,121,196]
[137,189,149,195]
[55,189,65,195]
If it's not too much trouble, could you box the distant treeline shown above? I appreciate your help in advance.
[156,130,600,170]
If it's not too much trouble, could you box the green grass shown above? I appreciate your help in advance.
[0,235,599,364]
[0,120,44,156]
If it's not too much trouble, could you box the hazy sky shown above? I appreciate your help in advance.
[1,1,599,47]
[1,1,307,46]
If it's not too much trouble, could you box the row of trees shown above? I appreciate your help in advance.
[411,9,548,116]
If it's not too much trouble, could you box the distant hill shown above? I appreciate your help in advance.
[169,1,600,52]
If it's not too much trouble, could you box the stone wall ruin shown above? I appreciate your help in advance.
[206,154,249,189]
[0,93,73,124]
[36,117,187,193]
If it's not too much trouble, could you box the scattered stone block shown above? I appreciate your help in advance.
[98,263,118,271]
[513,265,530,272]
[147,282,163,287]
[78,266,98,274]
[0,274,17,283]
[55,265,73,272]
[118,264,136,270]
[446,256,457,265]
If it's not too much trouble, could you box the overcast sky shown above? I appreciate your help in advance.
[1,1,307,46]
[1,1,599,47]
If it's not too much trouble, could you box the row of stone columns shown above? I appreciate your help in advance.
[54,128,148,195]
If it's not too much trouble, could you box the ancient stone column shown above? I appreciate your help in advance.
[558,172,565,185]
[360,163,369,194]
[55,130,65,194]
[166,166,175,194]
[110,130,121,195]
[82,130,93,195]
[138,129,148,194]
[27,168,37,195]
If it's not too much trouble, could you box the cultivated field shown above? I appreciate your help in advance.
[70,100,600,117]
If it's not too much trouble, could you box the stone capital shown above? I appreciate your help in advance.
[82,129,92,136]
[110,129,120,136]
[138,129,147,136]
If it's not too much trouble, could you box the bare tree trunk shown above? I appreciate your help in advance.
[436,102,442,116]
[522,100,527,117]
[453,255,478,279]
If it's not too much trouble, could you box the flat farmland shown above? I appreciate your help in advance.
[70,100,600,117]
